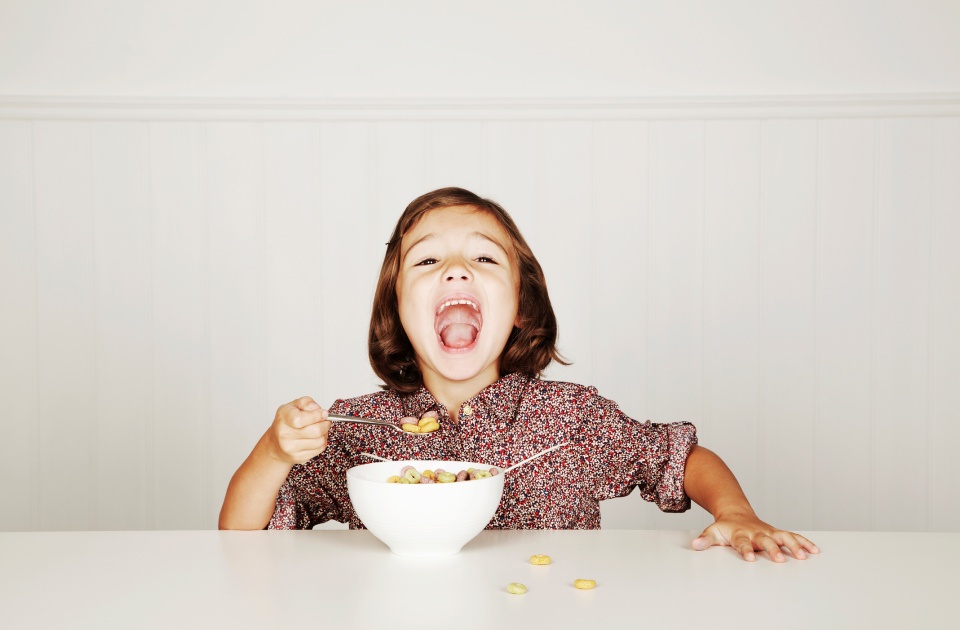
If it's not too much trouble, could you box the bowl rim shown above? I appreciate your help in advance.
[346,459,505,486]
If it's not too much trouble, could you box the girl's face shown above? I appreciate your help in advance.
[397,205,521,394]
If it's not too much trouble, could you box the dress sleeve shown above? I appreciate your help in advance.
[581,389,698,512]
[267,456,344,530]
[266,398,361,530]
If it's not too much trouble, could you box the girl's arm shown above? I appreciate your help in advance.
[219,397,331,530]
[683,445,819,562]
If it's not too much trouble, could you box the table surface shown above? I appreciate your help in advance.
[1,529,957,629]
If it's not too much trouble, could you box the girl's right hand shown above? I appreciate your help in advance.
[264,396,331,465]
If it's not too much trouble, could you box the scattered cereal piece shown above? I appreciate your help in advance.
[386,475,400,483]
[529,554,552,565]
[573,579,596,590]
[506,582,527,595]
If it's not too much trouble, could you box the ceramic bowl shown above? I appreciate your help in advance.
[346,460,505,557]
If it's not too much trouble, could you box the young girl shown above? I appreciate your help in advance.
[220,187,818,563]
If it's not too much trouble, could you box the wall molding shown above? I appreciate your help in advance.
[2,94,960,122]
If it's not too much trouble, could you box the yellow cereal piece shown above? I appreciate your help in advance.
[529,554,552,565]
[421,470,436,481]
[386,475,401,483]
[573,579,596,590]
[401,423,421,433]
[418,420,440,433]
[506,582,527,595]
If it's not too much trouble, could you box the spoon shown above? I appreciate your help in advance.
[358,442,569,472]
[501,443,568,473]
[328,414,415,434]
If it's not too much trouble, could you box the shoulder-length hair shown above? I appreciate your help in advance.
[369,187,567,393]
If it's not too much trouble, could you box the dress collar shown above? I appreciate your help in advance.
[402,372,531,424]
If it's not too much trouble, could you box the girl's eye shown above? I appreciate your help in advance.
[476,256,497,264]
[414,258,438,266]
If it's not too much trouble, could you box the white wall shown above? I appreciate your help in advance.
[1,1,959,533]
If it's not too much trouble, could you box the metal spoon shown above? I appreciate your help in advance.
[358,442,569,471]
[328,414,428,435]
[501,442,568,473]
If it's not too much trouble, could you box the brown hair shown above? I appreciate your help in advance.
[369,187,567,393]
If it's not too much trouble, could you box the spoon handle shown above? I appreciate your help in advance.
[503,443,569,474]
[328,414,392,427]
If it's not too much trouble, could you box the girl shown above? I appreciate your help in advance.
[220,187,818,563]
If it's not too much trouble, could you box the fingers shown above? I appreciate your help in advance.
[731,533,759,562]
[691,527,719,551]
[270,397,332,464]
[693,525,819,563]
[793,532,821,555]
[278,398,328,429]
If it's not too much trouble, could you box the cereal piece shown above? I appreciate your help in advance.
[473,469,492,480]
[436,471,457,483]
[419,475,435,484]
[505,582,527,595]
[418,420,440,433]
[402,468,421,484]
[386,475,401,483]
[489,467,500,476]
[401,423,421,433]
[456,470,468,482]
[529,554,551,565]
[397,477,413,484]
[573,579,596,590]
[421,470,436,481]
[420,410,439,420]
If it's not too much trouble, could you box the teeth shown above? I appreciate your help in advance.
[437,299,479,314]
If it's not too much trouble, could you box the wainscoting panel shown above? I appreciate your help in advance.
[1,97,958,532]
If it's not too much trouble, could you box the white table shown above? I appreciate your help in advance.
[1,529,956,629]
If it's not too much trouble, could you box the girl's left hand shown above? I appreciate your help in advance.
[692,512,820,562]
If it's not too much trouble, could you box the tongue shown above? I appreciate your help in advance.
[440,323,477,348]
[437,304,480,348]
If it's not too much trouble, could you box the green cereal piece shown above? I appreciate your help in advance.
[506,582,527,595]
[436,471,457,483]
[403,468,422,483]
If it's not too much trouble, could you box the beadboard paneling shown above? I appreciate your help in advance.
[873,118,935,532]
[757,120,818,531]
[1,99,958,533]
[0,121,39,531]
[148,122,207,530]
[931,117,960,532]
[814,119,876,531]
[33,121,97,531]
[91,122,150,530]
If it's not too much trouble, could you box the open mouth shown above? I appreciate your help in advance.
[434,297,482,350]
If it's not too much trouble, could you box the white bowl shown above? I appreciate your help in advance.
[346,460,505,558]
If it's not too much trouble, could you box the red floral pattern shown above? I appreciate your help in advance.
[268,372,697,530]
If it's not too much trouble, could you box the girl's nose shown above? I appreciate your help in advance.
[444,258,472,282]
